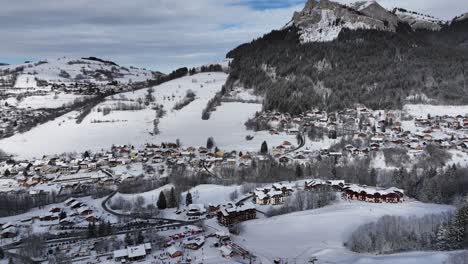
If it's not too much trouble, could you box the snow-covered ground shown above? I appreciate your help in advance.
[110,184,174,207]
[2,93,87,109]
[0,72,296,159]
[404,104,468,118]
[184,184,241,205]
[235,200,454,264]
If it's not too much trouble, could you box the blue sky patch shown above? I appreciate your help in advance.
[233,0,305,10]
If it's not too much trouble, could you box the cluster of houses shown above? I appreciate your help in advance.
[254,107,468,160]
[0,139,304,197]
[61,197,99,223]
[0,198,100,240]
[0,103,48,139]
[254,183,295,205]
[304,179,405,203]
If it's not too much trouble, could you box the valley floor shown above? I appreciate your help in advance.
[0,72,296,159]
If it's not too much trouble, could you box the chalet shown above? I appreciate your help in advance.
[40,213,59,221]
[272,183,294,196]
[219,245,234,258]
[59,217,76,226]
[187,204,206,216]
[1,227,17,238]
[217,203,256,226]
[182,236,205,250]
[114,243,152,262]
[255,190,284,205]
[342,185,404,203]
[85,215,98,222]
[167,246,183,258]
[69,201,82,209]
[208,204,220,213]
[77,207,93,216]
[49,207,61,213]
[305,179,344,191]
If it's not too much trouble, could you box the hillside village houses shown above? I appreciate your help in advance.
[304,179,405,203]
[2,105,467,195]
[0,103,48,138]
[253,107,468,157]
[0,137,303,196]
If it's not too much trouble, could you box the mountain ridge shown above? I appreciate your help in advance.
[288,0,465,42]
[224,0,468,113]
[0,56,162,88]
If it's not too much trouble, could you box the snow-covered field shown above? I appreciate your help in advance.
[2,93,87,109]
[235,200,454,264]
[404,104,468,118]
[184,184,241,205]
[0,72,296,159]
[110,184,174,207]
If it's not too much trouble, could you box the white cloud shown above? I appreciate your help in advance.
[0,0,466,72]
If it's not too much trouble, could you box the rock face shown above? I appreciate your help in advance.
[393,8,444,31]
[291,0,397,43]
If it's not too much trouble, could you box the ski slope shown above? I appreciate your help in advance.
[235,200,454,263]
[2,93,88,109]
[0,72,296,158]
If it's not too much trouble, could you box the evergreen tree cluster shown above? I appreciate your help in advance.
[87,221,112,238]
[347,202,468,254]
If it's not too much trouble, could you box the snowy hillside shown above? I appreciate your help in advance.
[236,200,453,263]
[393,8,444,31]
[455,12,468,22]
[0,72,296,158]
[0,57,159,89]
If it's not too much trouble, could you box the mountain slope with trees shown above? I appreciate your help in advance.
[225,1,468,113]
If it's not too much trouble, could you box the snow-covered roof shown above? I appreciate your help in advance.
[182,236,205,246]
[166,245,181,256]
[113,249,128,258]
[219,245,233,256]
[127,245,146,258]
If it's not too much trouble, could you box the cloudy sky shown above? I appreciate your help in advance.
[1,0,467,73]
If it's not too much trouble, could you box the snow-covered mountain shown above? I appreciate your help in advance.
[291,0,398,43]
[288,0,454,43]
[0,57,161,89]
[393,8,444,31]
[455,12,468,22]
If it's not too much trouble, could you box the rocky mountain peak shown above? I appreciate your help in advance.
[291,0,396,43]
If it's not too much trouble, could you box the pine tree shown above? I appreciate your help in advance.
[435,224,450,250]
[87,222,96,238]
[157,191,167,210]
[124,233,132,245]
[98,221,105,237]
[260,141,268,154]
[137,231,144,244]
[206,137,215,149]
[295,164,304,178]
[106,221,112,236]
[168,187,177,208]
[186,192,193,206]
[59,211,67,220]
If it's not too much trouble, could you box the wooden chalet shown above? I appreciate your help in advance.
[217,203,256,226]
